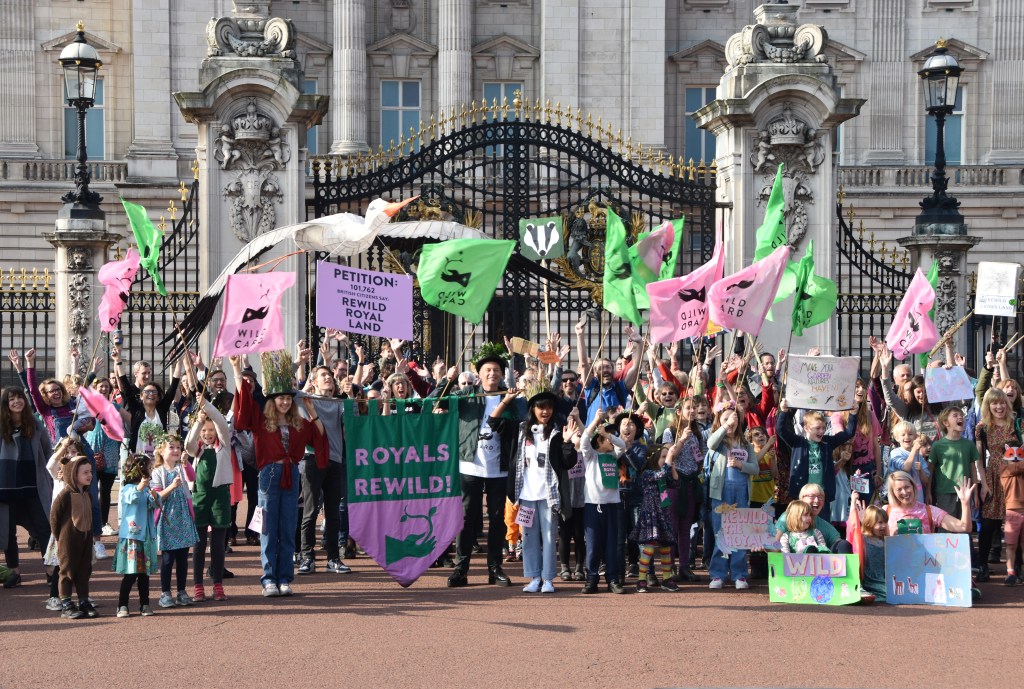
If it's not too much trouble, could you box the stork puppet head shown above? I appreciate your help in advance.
[366,195,420,229]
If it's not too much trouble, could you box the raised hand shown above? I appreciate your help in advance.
[556,344,570,363]
[807,346,821,357]
[354,344,366,363]
[389,338,406,357]
[574,315,587,336]
[878,345,892,369]
[7,350,21,372]
[954,477,977,505]
[953,352,966,367]
[25,348,36,366]
[703,344,721,365]
[997,348,1007,365]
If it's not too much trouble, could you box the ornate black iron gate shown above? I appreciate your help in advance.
[310,97,717,363]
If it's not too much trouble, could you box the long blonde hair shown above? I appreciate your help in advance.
[152,433,183,469]
[263,397,304,433]
[980,387,1014,429]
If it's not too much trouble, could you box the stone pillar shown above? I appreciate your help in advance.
[540,0,578,107]
[628,0,665,151]
[897,236,981,356]
[175,3,329,353]
[44,219,121,379]
[125,0,178,180]
[438,0,472,121]
[0,0,39,157]
[692,2,864,353]
[329,0,369,155]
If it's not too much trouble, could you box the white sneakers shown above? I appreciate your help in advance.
[94,542,109,560]
[735,579,750,590]
[101,524,116,537]
[708,578,724,589]
[541,580,555,594]
[523,578,556,593]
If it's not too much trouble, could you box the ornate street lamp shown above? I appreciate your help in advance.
[915,38,965,232]
[58,21,103,216]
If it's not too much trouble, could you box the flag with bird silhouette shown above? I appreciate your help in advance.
[212,272,295,358]
[602,208,642,325]
[885,268,939,360]
[417,238,515,324]
[707,244,789,336]
[789,241,839,337]
[646,237,723,343]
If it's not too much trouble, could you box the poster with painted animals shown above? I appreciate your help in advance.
[784,356,860,411]
[767,553,862,606]
[884,534,972,608]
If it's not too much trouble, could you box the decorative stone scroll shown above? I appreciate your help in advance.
[725,4,829,67]
[206,1,296,58]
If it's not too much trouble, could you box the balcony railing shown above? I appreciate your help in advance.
[838,165,1022,189]
[0,159,128,184]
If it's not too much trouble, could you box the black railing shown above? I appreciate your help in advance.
[0,271,55,389]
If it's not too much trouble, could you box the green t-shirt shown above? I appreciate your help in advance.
[807,442,823,488]
[931,437,978,495]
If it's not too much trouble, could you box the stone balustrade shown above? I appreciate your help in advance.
[838,165,1022,190]
[0,158,128,184]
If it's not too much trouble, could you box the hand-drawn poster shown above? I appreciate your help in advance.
[884,534,972,607]
[785,356,860,411]
[768,553,861,606]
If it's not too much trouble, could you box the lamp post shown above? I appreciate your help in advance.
[915,38,966,234]
[58,21,104,219]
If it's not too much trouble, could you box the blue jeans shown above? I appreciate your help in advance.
[521,499,558,582]
[584,502,623,584]
[258,464,300,586]
[709,479,750,582]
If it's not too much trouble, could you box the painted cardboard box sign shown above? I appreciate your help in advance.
[768,553,861,606]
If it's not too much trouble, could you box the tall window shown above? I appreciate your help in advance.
[926,86,964,166]
[303,79,319,154]
[381,80,420,150]
[64,78,104,160]
[684,87,716,164]
[483,82,521,155]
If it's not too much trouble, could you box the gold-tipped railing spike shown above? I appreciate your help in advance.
[710,159,717,177]
[688,158,697,181]
[513,89,523,115]
[428,114,436,143]
[596,116,603,143]
[698,159,706,179]
[544,99,552,124]
[532,97,541,121]
[158,215,167,233]
[554,101,563,126]
[501,96,510,121]
[167,199,178,222]
[586,113,594,137]
[847,205,855,225]
[178,181,188,202]
[656,155,665,175]
[488,98,498,121]
[575,107,583,131]
[968,270,977,293]
[857,219,865,241]
[868,232,876,253]
[191,159,199,179]
[837,184,846,205]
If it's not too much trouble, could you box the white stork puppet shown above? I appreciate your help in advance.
[167,196,487,357]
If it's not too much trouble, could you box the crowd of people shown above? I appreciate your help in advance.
[4,316,1018,619]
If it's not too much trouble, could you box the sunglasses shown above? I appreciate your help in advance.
[562,378,577,384]
[142,390,160,397]
[45,388,63,395]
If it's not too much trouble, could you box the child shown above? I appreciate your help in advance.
[779,500,829,553]
[151,433,199,608]
[48,455,95,619]
[185,395,234,602]
[632,444,679,592]
[663,397,705,582]
[706,408,759,589]
[747,425,778,508]
[615,411,648,581]
[114,453,158,618]
[887,422,931,504]
[1002,441,1024,585]
[573,407,627,594]
[503,498,522,563]
[847,492,887,604]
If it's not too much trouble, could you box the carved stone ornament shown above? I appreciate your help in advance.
[206,2,296,58]
[725,5,828,68]
[67,247,92,271]
[215,98,289,242]
[68,272,91,372]
[935,249,960,277]
[935,276,959,334]
[388,0,417,34]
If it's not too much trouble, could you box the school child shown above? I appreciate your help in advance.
[185,395,234,602]
[571,408,627,594]
[41,437,82,612]
[615,411,648,581]
[151,433,199,608]
[706,407,759,589]
[779,500,829,553]
[1000,437,1024,585]
[48,455,95,619]
[632,444,679,593]
[847,491,887,603]
[114,453,159,617]
[663,397,705,582]
[887,422,932,504]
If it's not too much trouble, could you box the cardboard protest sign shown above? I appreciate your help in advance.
[316,262,413,340]
[974,262,1020,318]
[884,533,971,607]
[924,366,974,403]
[768,553,861,605]
[519,216,564,260]
[785,355,860,411]
[715,506,777,552]
[212,272,294,358]
[344,398,463,587]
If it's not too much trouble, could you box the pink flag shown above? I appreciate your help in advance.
[633,221,675,277]
[97,248,141,333]
[646,239,724,344]
[707,244,790,336]
[212,272,296,358]
[885,267,939,360]
[77,385,125,443]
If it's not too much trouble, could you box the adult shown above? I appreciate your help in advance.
[230,353,326,597]
[19,348,74,444]
[112,344,182,456]
[878,346,940,441]
[296,363,351,576]
[974,387,1019,581]
[203,368,234,416]
[884,471,975,535]
[0,387,54,588]
[448,353,520,588]
[774,483,854,554]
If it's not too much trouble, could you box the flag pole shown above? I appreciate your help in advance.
[780,329,795,401]
[67,332,107,431]
[542,259,552,341]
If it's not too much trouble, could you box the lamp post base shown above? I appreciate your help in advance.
[913,221,968,237]
[57,201,106,221]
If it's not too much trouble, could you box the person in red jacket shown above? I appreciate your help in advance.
[230,352,326,598]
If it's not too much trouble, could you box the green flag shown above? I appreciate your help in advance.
[754,163,787,262]
[790,240,839,336]
[917,261,940,368]
[603,208,642,325]
[626,218,683,311]
[120,198,167,296]
[416,238,515,324]
[662,217,685,281]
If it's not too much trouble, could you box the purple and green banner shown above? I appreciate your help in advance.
[343,398,463,587]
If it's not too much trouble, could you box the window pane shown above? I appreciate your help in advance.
[684,122,702,162]
[483,82,501,105]
[503,82,521,101]
[703,130,716,160]
[402,81,420,107]
[705,87,716,103]
[382,81,399,107]
[945,114,962,165]
[381,110,399,148]
[94,79,104,106]
[85,108,104,160]
[303,79,317,94]
[953,86,964,112]
[64,108,77,158]
[685,88,703,113]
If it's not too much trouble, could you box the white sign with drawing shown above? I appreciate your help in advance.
[974,262,1020,317]
[785,356,860,411]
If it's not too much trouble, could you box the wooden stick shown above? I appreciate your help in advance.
[542,259,552,341]
[67,332,106,430]
[239,250,304,273]
[780,329,796,401]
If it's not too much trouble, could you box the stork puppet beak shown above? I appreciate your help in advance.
[383,195,420,218]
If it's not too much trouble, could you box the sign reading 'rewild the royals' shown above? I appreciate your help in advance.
[316,261,413,340]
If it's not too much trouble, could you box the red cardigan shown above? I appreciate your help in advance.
[232,379,328,488]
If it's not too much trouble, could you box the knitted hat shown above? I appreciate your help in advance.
[260,349,296,399]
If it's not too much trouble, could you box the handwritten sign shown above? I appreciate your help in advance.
[974,262,1020,318]
[850,473,870,495]
[316,262,413,340]
[785,355,860,411]
[515,504,535,528]
[884,534,971,607]
[768,553,861,606]
[924,366,975,403]
[567,459,585,480]
[717,507,776,551]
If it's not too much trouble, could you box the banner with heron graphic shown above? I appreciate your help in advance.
[343,398,463,587]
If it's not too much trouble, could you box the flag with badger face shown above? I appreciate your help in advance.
[518,216,564,260]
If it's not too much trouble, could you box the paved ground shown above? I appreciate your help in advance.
[1,528,1017,689]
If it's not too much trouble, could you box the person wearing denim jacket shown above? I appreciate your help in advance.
[706,409,759,588]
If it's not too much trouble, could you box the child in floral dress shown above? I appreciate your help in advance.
[113,454,159,617]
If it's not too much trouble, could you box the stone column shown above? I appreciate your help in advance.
[540,0,578,107]
[693,3,864,353]
[44,219,121,379]
[329,0,370,155]
[628,0,665,151]
[438,0,472,121]
[897,236,981,356]
[0,0,38,157]
[125,0,178,180]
